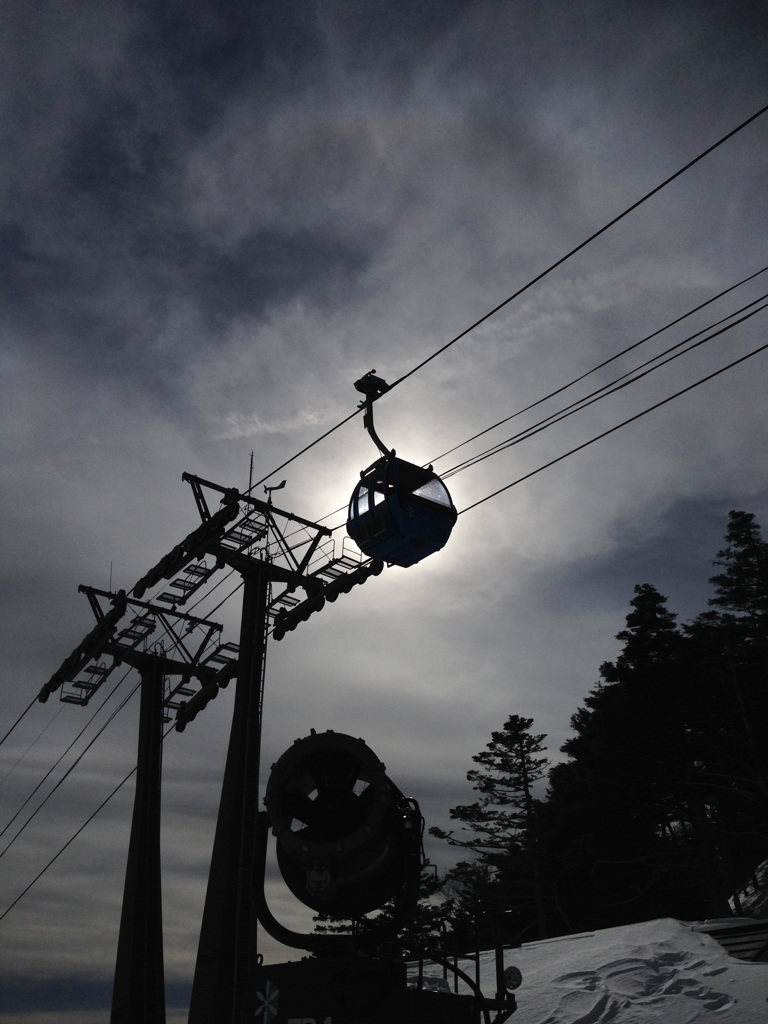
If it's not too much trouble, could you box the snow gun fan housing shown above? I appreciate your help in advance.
[264,730,422,918]
[346,455,457,568]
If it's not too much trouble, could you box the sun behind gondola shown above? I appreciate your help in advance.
[346,371,458,568]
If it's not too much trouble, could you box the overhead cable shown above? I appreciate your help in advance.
[431,263,768,467]
[0,764,137,924]
[0,678,141,860]
[0,669,133,842]
[0,706,65,788]
[387,102,768,391]
[250,102,768,493]
[442,295,768,478]
[0,716,178,924]
[459,340,768,515]
[0,695,39,750]
[249,408,361,493]
[308,277,768,532]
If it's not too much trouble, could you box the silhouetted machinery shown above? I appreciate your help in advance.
[264,730,422,919]
[253,730,519,1023]
[346,372,458,567]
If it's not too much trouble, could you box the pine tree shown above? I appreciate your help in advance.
[544,584,728,926]
[549,515,768,928]
[313,868,456,957]
[709,510,768,627]
[682,510,768,893]
[430,715,550,939]
[602,582,681,678]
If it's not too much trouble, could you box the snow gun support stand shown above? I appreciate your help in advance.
[252,730,519,1024]
[406,910,521,1024]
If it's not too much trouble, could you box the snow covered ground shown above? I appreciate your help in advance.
[435,918,768,1024]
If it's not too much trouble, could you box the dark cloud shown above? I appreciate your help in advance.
[532,494,768,632]
[2,0,767,1016]
[1,2,343,386]
[139,0,324,114]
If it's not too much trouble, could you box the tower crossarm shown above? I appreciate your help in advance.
[42,587,225,707]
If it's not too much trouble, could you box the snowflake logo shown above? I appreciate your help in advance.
[254,979,280,1023]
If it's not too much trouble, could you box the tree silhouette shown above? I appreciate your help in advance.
[313,868,455,956]
[547,514,768,929]
[708,510,768,627]
[432,510,768,937]
[430,715,550,939]
[544,583,715,927]
[681,510,768,901]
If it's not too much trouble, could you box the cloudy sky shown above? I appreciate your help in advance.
[1,0,767,1019]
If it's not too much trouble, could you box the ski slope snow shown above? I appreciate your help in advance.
[463,918,768,1023]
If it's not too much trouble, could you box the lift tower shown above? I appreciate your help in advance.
[39,585,232,1024]
[39,470,379,1023]
[177,473,354,1024]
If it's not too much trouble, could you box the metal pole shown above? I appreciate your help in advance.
[189,565,269,1024]
[111,660,166,1023]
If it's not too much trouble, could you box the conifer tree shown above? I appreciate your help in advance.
[430,715,550,939]
[313,869,456,956]
[602,581,681,678]
[548,515,768,928]
[683,510,768,891]
[544,584,724,925]
[708,510,768,627]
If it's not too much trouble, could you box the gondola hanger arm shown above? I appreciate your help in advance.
[353,370,393,458]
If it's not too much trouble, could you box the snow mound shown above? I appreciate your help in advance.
[473,918,768,1023]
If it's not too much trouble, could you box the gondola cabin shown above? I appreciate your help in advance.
[346,455,457,568]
